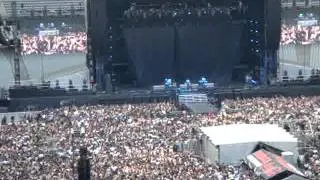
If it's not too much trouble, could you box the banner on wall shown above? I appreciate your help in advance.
[38,29,60,36]
[297,19,317,27]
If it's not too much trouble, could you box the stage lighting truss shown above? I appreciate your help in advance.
[123,2,246,24]
[248,19,263,56]
[2,0,85,17]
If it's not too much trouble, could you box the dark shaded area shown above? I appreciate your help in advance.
[124,27,175,86]
[178,22,244,84]
[264,0,281,50]
[123,20,244,87]
[282,174,309,180]
[0,99,9,107]
[251,142,283,156]
[9,86,93,98]
[78,147,91,180]
[7,85,320,112]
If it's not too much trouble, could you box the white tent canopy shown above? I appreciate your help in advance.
[200,124,298,165]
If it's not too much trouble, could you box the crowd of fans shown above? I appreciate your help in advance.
[281,24,320,45]
[21,32,87,55]
[1,96,320,179]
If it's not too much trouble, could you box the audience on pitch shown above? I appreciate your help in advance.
[1,96,320,179]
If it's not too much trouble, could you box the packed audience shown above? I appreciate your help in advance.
[281,24,320,45]
[21,32,87,55]
[1,96,320,179]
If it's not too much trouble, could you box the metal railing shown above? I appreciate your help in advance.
[8,79,90,91]
[178,94,208,104]
[0,111,41,125]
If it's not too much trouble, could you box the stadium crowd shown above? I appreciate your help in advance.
[21,32,87,55]
[1,96,320,179]
[281,24,320,45]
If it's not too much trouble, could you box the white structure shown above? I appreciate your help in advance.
[178,94,208,105]
[200,124,298,165]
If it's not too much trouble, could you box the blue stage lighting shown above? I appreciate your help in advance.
[199,77,208,88]
[164,78,172,88]
[251,79,257,85]
[184,79,191,89]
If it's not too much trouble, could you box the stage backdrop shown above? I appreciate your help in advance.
[124,27,175,87]
[9,16,88,87]
[178,22,244,85]
[124,21,244,87]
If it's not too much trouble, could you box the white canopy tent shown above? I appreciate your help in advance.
[200,124,298,165]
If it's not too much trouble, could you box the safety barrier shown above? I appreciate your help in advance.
[178,93,208,104]
[0,111,41,125]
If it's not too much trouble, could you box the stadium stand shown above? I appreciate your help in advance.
[1,0,84,17]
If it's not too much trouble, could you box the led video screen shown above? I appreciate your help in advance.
[279,5,320,78]
[13,16,88,89]
[281,12,319,45]
[20,17,86,56]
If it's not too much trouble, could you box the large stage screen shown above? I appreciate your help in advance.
[16,16,87,89]
[279,5,320,79]
[21,17,86,55]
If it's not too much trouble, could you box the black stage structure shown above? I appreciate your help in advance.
[7,85,320,112]
[86,0,281,90]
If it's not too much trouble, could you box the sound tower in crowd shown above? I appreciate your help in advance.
[86,0,95,89]
[86,0,281,90]
[11,1,21,86]
[77,147,91,180]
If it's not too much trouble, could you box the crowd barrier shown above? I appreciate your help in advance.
[0,111,41,125]
[178,94,208,105]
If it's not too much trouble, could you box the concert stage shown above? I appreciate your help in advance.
[87,0,281,90]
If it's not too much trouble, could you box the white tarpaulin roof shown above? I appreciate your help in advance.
[200,124,297,145]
